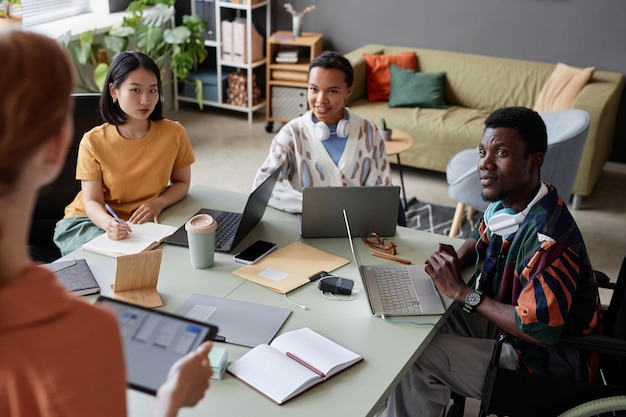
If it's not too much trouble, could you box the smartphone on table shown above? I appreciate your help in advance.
[233,240,277,264]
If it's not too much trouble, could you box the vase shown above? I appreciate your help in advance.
[292,15,302,38]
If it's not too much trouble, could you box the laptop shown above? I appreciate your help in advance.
[165,168,280,252]
[343,209,446,316]
[96,296,219,395]
[299,186,400,238]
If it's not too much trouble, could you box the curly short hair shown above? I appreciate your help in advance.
[309,50,354,88]
[484,107,547,155]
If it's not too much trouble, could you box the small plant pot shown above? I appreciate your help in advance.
[380,129,393,141]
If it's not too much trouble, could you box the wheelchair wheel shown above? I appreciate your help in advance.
[558,396,626,417]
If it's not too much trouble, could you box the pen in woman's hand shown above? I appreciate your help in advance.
[105,203,131,233]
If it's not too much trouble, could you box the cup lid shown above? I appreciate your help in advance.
[185,214,217,233]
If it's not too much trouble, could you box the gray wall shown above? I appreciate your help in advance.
[270,0,626,162]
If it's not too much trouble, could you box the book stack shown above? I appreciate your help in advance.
[275,48,299,63]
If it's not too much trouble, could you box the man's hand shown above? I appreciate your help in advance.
[424,243,470,303]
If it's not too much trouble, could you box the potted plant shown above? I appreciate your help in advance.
[59,0,207,107]
[380,118,392,141]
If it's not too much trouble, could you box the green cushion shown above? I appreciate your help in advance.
[388,65,448,109]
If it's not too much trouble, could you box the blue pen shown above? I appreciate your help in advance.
[105,204,131,232]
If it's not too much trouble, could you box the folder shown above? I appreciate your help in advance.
[232,241,349,293]
[221,19,233,61]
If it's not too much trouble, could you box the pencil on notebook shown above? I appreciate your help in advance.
[370,252,412,265]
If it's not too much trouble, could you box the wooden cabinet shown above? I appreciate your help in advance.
[265,31,323,132]
[175,0,270,123]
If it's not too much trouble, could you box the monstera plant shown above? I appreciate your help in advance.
[60,0,207,104]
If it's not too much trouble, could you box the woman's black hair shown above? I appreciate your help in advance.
[100,51,164,124]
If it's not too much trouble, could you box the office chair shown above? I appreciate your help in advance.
[28,93,102,263]
[446,255,626,417]
[446,109,590,238]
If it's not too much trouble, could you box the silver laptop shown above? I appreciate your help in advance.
[299,186,400,238]
[165,168,280,252]
[343,209,446,316]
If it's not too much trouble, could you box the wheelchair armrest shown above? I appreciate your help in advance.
[595,269,616,290]
[558,334,626,356]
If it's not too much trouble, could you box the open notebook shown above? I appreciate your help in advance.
[82,222,177,257]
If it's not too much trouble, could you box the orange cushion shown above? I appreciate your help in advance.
[533,63,595,114]
[363,52,418,102]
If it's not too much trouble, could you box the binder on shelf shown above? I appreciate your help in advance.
[221,17,264,64]
[195,0,216,41]
[221,19,234,61]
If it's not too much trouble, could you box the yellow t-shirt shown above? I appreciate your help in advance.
[64,119,195,220]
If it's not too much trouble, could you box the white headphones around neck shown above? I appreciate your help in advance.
[483,182,548,236]
[313,118,350,141]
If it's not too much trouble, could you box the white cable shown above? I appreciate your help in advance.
[283,293,308,310]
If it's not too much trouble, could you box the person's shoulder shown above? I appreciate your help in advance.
[345,108,370,125]
[70,296,119,331]
[82,123,111,141]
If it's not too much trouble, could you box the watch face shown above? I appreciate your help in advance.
[466,291,481,306]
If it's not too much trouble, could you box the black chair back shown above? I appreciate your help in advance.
[28,93,102,262]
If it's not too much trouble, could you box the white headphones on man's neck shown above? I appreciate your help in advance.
[483,182,548,236]
[313,112,351,141]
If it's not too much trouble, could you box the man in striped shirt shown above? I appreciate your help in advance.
[380,107,601,417]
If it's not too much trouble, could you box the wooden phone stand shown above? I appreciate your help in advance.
[110,249,163,308]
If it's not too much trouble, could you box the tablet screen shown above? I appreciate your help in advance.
[96,296,219,395]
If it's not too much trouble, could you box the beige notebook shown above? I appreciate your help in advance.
[82,222,177,258]
[232,241,349,293]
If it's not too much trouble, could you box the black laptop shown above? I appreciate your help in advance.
[165,168,280,252]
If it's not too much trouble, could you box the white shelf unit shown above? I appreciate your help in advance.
[175,0,270,123]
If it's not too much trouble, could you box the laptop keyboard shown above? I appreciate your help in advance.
[214,211,242,247]
[371,266,422,315]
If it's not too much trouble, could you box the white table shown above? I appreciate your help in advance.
[70,185,467,417]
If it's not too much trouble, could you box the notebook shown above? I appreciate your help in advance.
[95,296,219,395]
[343,209,446,316]
[165,168,280,252]
[299,186,400,238]
[42,258,101,296]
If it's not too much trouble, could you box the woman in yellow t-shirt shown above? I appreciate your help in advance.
[54,51,195,256]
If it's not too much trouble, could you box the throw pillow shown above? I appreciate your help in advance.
[363,51,418,102]
[388,65,448,109]
[533,63,595,114]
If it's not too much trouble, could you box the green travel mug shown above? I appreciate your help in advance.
[185,214,217,268]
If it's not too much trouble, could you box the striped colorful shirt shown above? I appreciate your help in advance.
[471,184,601,379]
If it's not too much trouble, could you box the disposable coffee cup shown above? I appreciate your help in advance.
[185,214,217,268]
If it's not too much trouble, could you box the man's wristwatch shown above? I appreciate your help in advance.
[463,288,483,314]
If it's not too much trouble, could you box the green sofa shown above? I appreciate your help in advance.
[344,44,625,207]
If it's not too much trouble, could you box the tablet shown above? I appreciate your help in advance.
[96,296,219,395]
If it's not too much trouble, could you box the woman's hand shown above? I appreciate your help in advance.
[154,342,214,417]
[128,200,164,224]
[105,218,132,240]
